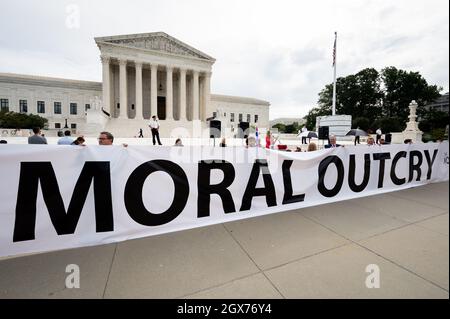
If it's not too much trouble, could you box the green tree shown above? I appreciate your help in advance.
[310,66,442,133]
[271,123,286,133]
[317,68,383,124]
[0,110,48,129]
[284,121,299,134]
[352,117,370,131]
[418,109,449,132]
[371,117,405,133]
[303,107,329,131]
[381,66,441,121]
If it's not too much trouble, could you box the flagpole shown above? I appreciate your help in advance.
[332,31,337,116]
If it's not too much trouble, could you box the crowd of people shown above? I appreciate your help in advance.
[1,119,421,150]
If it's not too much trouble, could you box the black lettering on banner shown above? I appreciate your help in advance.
[373,152,391,188]
[240,159,277,211]
[424,149,438,180]
[282,160,305,204]
[408,150,423,182]
[124,160,189,226]
[391,151,407,185]
[348,154,371,192]
[197,160,236,217]
[14,162,113,242]
[318,156,344,197]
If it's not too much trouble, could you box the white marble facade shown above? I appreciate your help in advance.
[0,32,270,137]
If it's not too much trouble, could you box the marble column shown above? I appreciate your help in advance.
[202,72,211,121]
[150,64,158,118]
[101,56,111,115]
[179,68,187,120]
[135,61,143,120]
[166,66,173,120]
[119,59,128,119]
[192,70,199,120]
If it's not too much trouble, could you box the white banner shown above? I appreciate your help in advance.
[0,142,448,258]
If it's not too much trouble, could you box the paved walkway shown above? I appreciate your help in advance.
[0,182,448,299]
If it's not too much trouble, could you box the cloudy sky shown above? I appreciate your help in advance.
[0,0,448,119]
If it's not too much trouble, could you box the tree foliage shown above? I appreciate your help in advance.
[0,110,48,129]
[352,117,371,131]
[271,123,286,133]
[304,66,442,134]
[381,67,441,121]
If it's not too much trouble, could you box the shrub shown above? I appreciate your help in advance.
[371,117,405,133]
[0,110,48,129]
[352,117,370,131]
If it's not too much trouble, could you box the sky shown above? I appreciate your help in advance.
[0,0,448,120]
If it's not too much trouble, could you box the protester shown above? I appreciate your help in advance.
[219,137,226,147]
[324,135,341,148]
[367,136,376,146]
[376,128,382,144]
[57,130,73,145]
[379,138,385,145]
[246,136,256,148]
[174,138,183,146]
[28,127,47,144]
[71,136,85,146]
[149,116,162,145]
[307,142,317,152]
[300,126,307,144]
[265,131,271,149]
[98,131,128,147]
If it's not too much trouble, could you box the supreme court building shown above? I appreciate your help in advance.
[0,32,270,137]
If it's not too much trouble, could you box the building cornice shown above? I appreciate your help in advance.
[95,31,216,62]
[211,94,270,106]
[0,73,102,91]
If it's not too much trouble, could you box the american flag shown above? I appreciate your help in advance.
[332,32,337,67]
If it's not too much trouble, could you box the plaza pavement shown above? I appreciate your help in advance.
[0,182,448,299]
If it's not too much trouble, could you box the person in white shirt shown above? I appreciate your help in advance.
[301,126,307,144]
[376,128,382,144]
[57,130,73,145]
[149,115,162,145]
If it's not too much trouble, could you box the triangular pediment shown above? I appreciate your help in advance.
[95,32,215,62]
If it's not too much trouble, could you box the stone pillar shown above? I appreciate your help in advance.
[192,70,199,120]
[405,100,420,131]
[135,61,143,120]
[101,56,111,115]
[119,59,128,119]
[150,64,158,118]
[402,100,423,142]
[179,68,187,120]
[166,66,173,120]
[202,72,211,121]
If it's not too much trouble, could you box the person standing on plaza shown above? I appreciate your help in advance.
[265,130,272,149]
[301,125,308,144]
[138,128,144,138]
[149,115,162,145]
[376,128,382,144]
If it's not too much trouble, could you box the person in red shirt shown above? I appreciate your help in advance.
[265,130,271,149]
